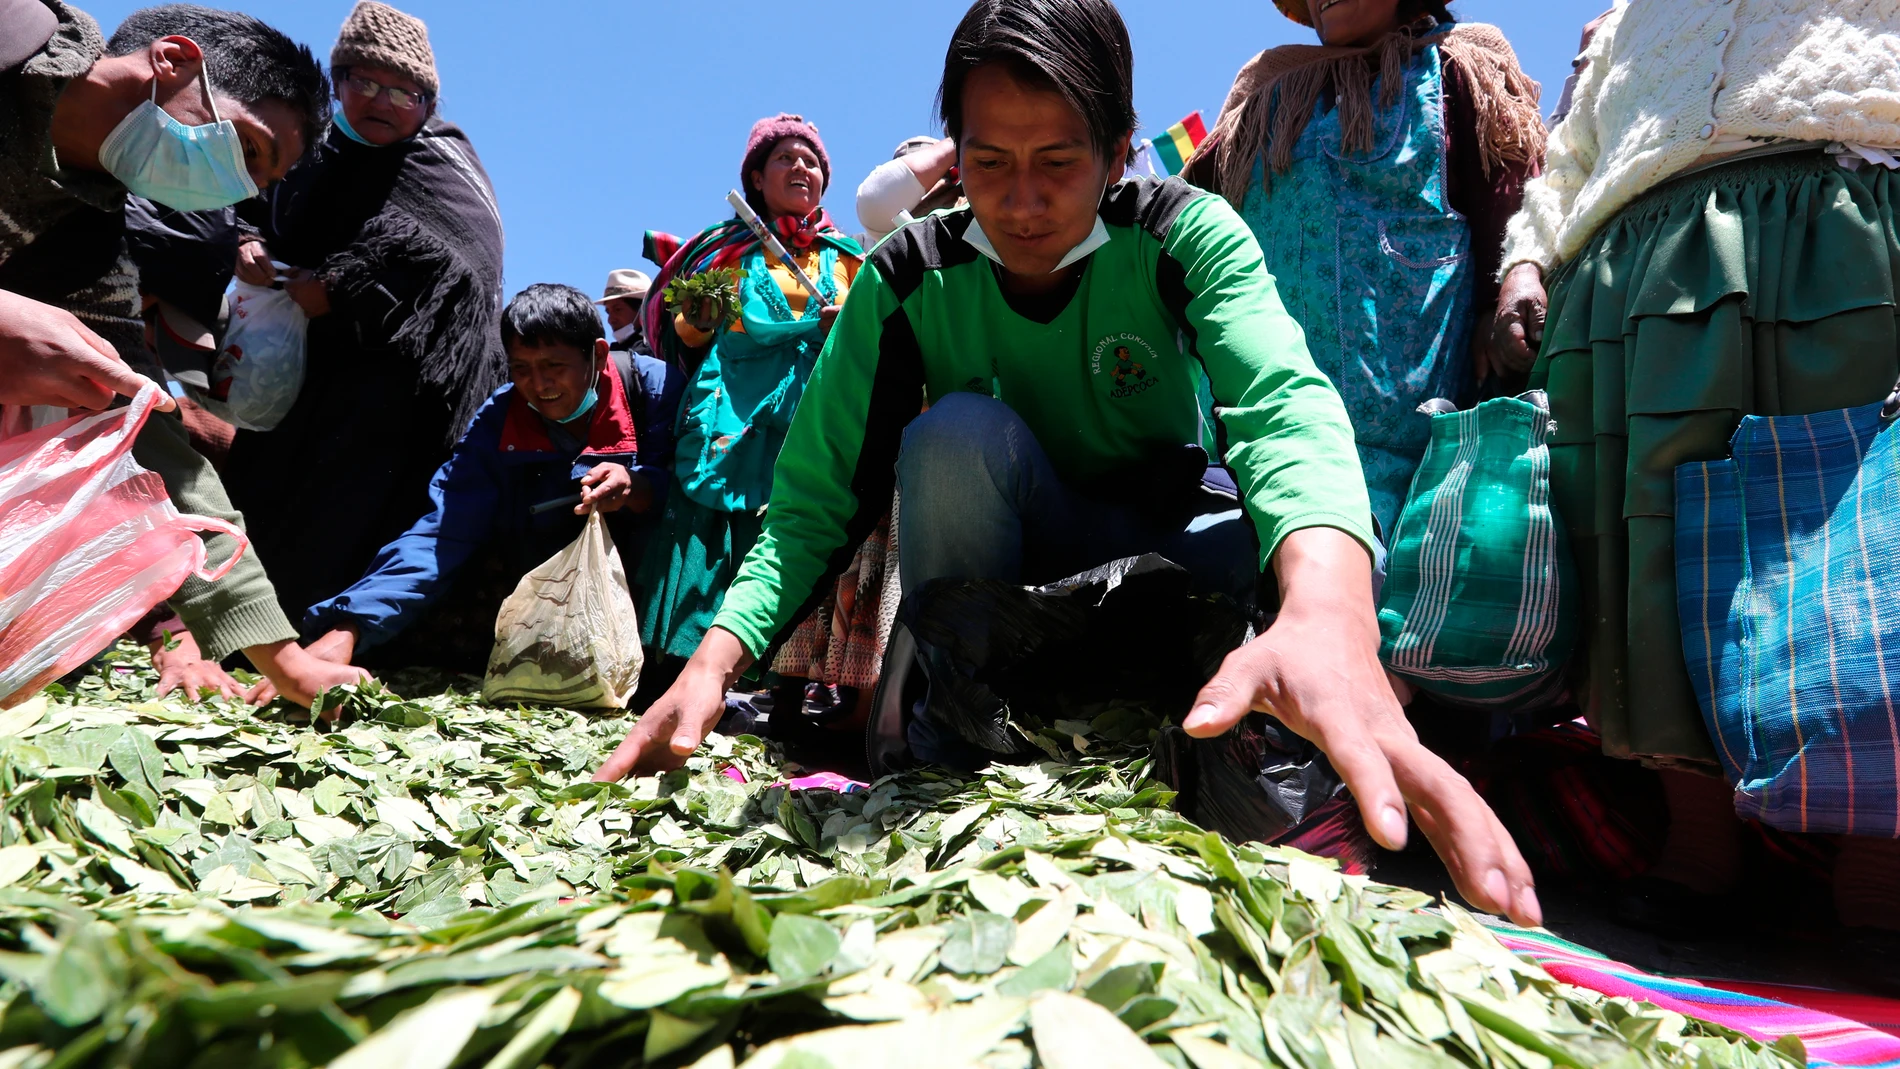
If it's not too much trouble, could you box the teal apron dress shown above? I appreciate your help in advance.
[639,244,844,659]
[1238,43,1475,537]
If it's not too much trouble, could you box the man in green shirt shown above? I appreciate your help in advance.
[598,0,1540,927]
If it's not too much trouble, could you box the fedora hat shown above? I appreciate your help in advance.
[595,268,651,305]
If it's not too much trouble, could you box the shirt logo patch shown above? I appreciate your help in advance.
[1091,333,1161,399]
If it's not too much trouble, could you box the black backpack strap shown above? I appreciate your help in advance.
[607,347,638,405]
[608,346,655,459]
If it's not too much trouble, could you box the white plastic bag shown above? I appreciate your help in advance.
[483,511,643,710]
[0,387,248,707]
[204,281,307,431]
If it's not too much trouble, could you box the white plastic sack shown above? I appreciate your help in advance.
[0,387,248,707]
[203,281,307,431]
[483,511,643,710]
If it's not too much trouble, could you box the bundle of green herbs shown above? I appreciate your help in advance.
[0,646,1799,1068]
[661,268,748,331]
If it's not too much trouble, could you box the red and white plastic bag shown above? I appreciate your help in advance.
[0,386,246,707]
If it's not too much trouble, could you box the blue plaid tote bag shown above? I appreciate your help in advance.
[1378,392,1576,709]
[1676,390,1900,836]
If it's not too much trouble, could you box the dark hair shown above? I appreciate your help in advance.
[107,5,328,150]
[500,284,606,355]
[937,0,1137,166]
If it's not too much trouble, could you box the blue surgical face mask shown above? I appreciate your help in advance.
[554,385,599,425]
[332,107,380,147]
[98,53,259,211]
[525,353,600,425]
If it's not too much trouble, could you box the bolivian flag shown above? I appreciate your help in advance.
[1150,112,1207,176]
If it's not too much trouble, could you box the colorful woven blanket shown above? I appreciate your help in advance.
[1490,924,1900,1068]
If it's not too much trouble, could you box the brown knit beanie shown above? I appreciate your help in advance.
[331,1,439,97]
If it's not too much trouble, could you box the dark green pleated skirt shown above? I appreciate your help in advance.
[1533,150,1900,767]
[636,484,765,661]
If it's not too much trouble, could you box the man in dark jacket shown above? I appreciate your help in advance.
[0,0,369,707]
[301,284,680,672]
[598,268,652,356]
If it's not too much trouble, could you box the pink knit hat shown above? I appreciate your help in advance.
[741,114,831,205]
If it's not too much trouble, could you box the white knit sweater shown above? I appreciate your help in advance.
[1502,0,1900,275]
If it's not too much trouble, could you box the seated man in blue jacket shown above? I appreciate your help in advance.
[300,283,682,671]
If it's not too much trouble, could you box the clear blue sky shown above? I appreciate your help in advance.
[84,0,1606,301]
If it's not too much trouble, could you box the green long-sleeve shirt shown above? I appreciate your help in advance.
[712,177,1375,658]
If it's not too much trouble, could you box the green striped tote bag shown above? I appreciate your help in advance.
[1377,391,1576,708]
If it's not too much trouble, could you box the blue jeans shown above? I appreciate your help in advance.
[895,393,1260,764]
[897,393,1259,601]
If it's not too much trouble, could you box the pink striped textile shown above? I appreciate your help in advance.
[1491,925,1900,1068]
[0,388,247,706]
[722,765,866,794]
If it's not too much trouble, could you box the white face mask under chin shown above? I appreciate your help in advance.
[612,321,641,343]
[964,213,1112,274]
[97,49,258,211]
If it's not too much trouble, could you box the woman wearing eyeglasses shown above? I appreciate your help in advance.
[222,0,510,679]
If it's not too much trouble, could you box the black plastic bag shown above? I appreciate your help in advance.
[870,553,1361,854]
[897,555,1251,757]
[1152,714,1362,855]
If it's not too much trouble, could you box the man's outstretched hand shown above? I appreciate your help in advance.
[593,628,750,781]
[245,640,373,714]
[592,530,1539,928]
[1185,527,1542,927]
[0,289,173,412]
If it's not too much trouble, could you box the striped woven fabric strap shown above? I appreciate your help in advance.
[1486,923,1900,1068]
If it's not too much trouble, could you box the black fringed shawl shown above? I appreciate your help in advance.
[225,117,508,631]
[255,116,506,444]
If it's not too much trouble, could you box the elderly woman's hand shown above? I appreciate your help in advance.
[1491,263,1548,374]
[283,268,331,318]
[234,238,276,287]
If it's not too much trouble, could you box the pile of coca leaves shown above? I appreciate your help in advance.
[0,646,1801,1068]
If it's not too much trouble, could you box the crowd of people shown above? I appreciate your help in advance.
[8,0,1900,948]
